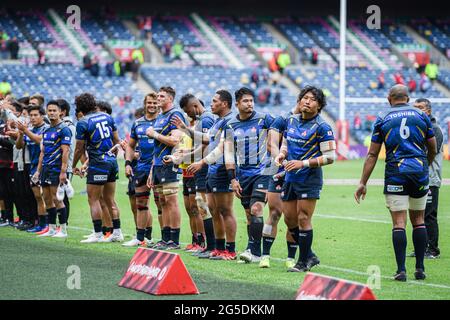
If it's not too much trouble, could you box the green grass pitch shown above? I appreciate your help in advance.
[1,159,449,300]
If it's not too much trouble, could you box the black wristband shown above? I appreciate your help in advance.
[125,160,132,167]
[227,169,236,181]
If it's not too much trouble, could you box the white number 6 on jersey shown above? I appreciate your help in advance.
[400,118,410,139]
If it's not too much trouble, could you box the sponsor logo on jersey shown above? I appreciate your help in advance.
[257,184,264,188]
[64,136,70,141]
[301,130,307,137]
[387,185,404,192]
[327,131,333,136]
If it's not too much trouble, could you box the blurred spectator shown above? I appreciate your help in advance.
[0,78,12,98]
[172,40,183,61]
[131,48,144,81]
[240,73,249,85]
[273,88,282,106]
[36,45,46,66]
[268,54,279,73]
[377,72,385,89]
[162,42,171,62]
[83,54,92,70]
[251,70,259,87]
[419,73,431,93]
[105,60,114,77]
[425,61,438,82]
[0,30,9,59]
[353,112,362,131]
[256,87,271,106]
[7,37,19,60]
[276,51,291,74]
[364,114,376,131]
[90,56,99,77]
[114,59,123,76]
[408,78,417,93]
[393,72,404,85]
[142,17,152,40]
[311,48,318,65]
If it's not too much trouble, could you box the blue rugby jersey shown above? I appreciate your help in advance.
[226,111,274,178]
[371,103,434,176]
[206,111,233,175]
[269,113,291,175]
[284,114,335,185]
[42,122,72,168]
[152,107,187,166]
[25,123,48,173]
[194,111,215,162]
[130,116,157,173]
[76,112,117,163]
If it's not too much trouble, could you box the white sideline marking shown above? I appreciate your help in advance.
[316,214,391,224]
[66,224,450,290]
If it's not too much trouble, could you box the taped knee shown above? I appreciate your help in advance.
[195,194,211,218]
[385,195,409,212]
[262,223,273,235]
[162,182,179,196]
[409,195,427,211]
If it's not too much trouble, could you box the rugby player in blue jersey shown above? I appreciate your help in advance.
[275,86,336,272]
[32,101,72,238]
[73,93,123,244]
[355,85,437,281]
[123,92,160,247]
[16,105,49,234]
[145,87,187,250]
[224,87,274,263]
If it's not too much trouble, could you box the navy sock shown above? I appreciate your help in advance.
[162,227,171,242]
[102,226,109,235]
[289,226,300,243]
[170,228,180,245]
[112,219,121,230]
[246,225,251,250]
[216,238,226,251]
[249,216,263,257]
[203,217,215,250]
[262,236,275,256]
[191,233,197,245]
[47,208,57,225]
[56,207,67,225]
[145,227,152,240]
[226,242,236,253]
[137,228,146,241]
[413,224,427,270]
[93,219,102,233]
[298,229,313,264]
[197,233,205,246]
[392,228,407,273]
[287,241,297,259]
[38,215,47,228]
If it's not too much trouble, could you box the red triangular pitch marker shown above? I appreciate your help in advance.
[118,247,199,295]
[295,272,376,300]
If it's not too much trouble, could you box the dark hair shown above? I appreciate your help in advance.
[159,86,176,99]
[134,107,145,119]
[30,94,45,106]
[97,100,112,115]
[46,100,61,109]
[18,96,30,105]
[11,100,24,113]
[297,85,327,112]
[28,104,46,116]
[415,98,431,110]
[199,99,205,107]
[179,93,195,109]
[216,90,232,109]
[234,87,255,103]
[75,93,97,114]
[57,99,71,116]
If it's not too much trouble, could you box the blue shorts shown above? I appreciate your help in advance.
[206,168,232,194]
[384,173,429,198]
[238,174,269,209]
[281,182,321,201]
[194,165,208,193]
[87,159,119,185]
[268,175,284,193]
[152,164,181,186]
[41,165,61,187]
[183,176,196,196]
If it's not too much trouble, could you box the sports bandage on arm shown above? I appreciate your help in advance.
[301,140,337,168]
[204,139,225,165]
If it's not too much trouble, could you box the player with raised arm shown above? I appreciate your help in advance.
[355,85,437,281]
[274,86,336,272]
[73,93,123,244]
[123,93,159,247]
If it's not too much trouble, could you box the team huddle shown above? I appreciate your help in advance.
[0,83,438,279]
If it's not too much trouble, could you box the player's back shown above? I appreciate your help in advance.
[372,104,434,174]
[77,111,116,162]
